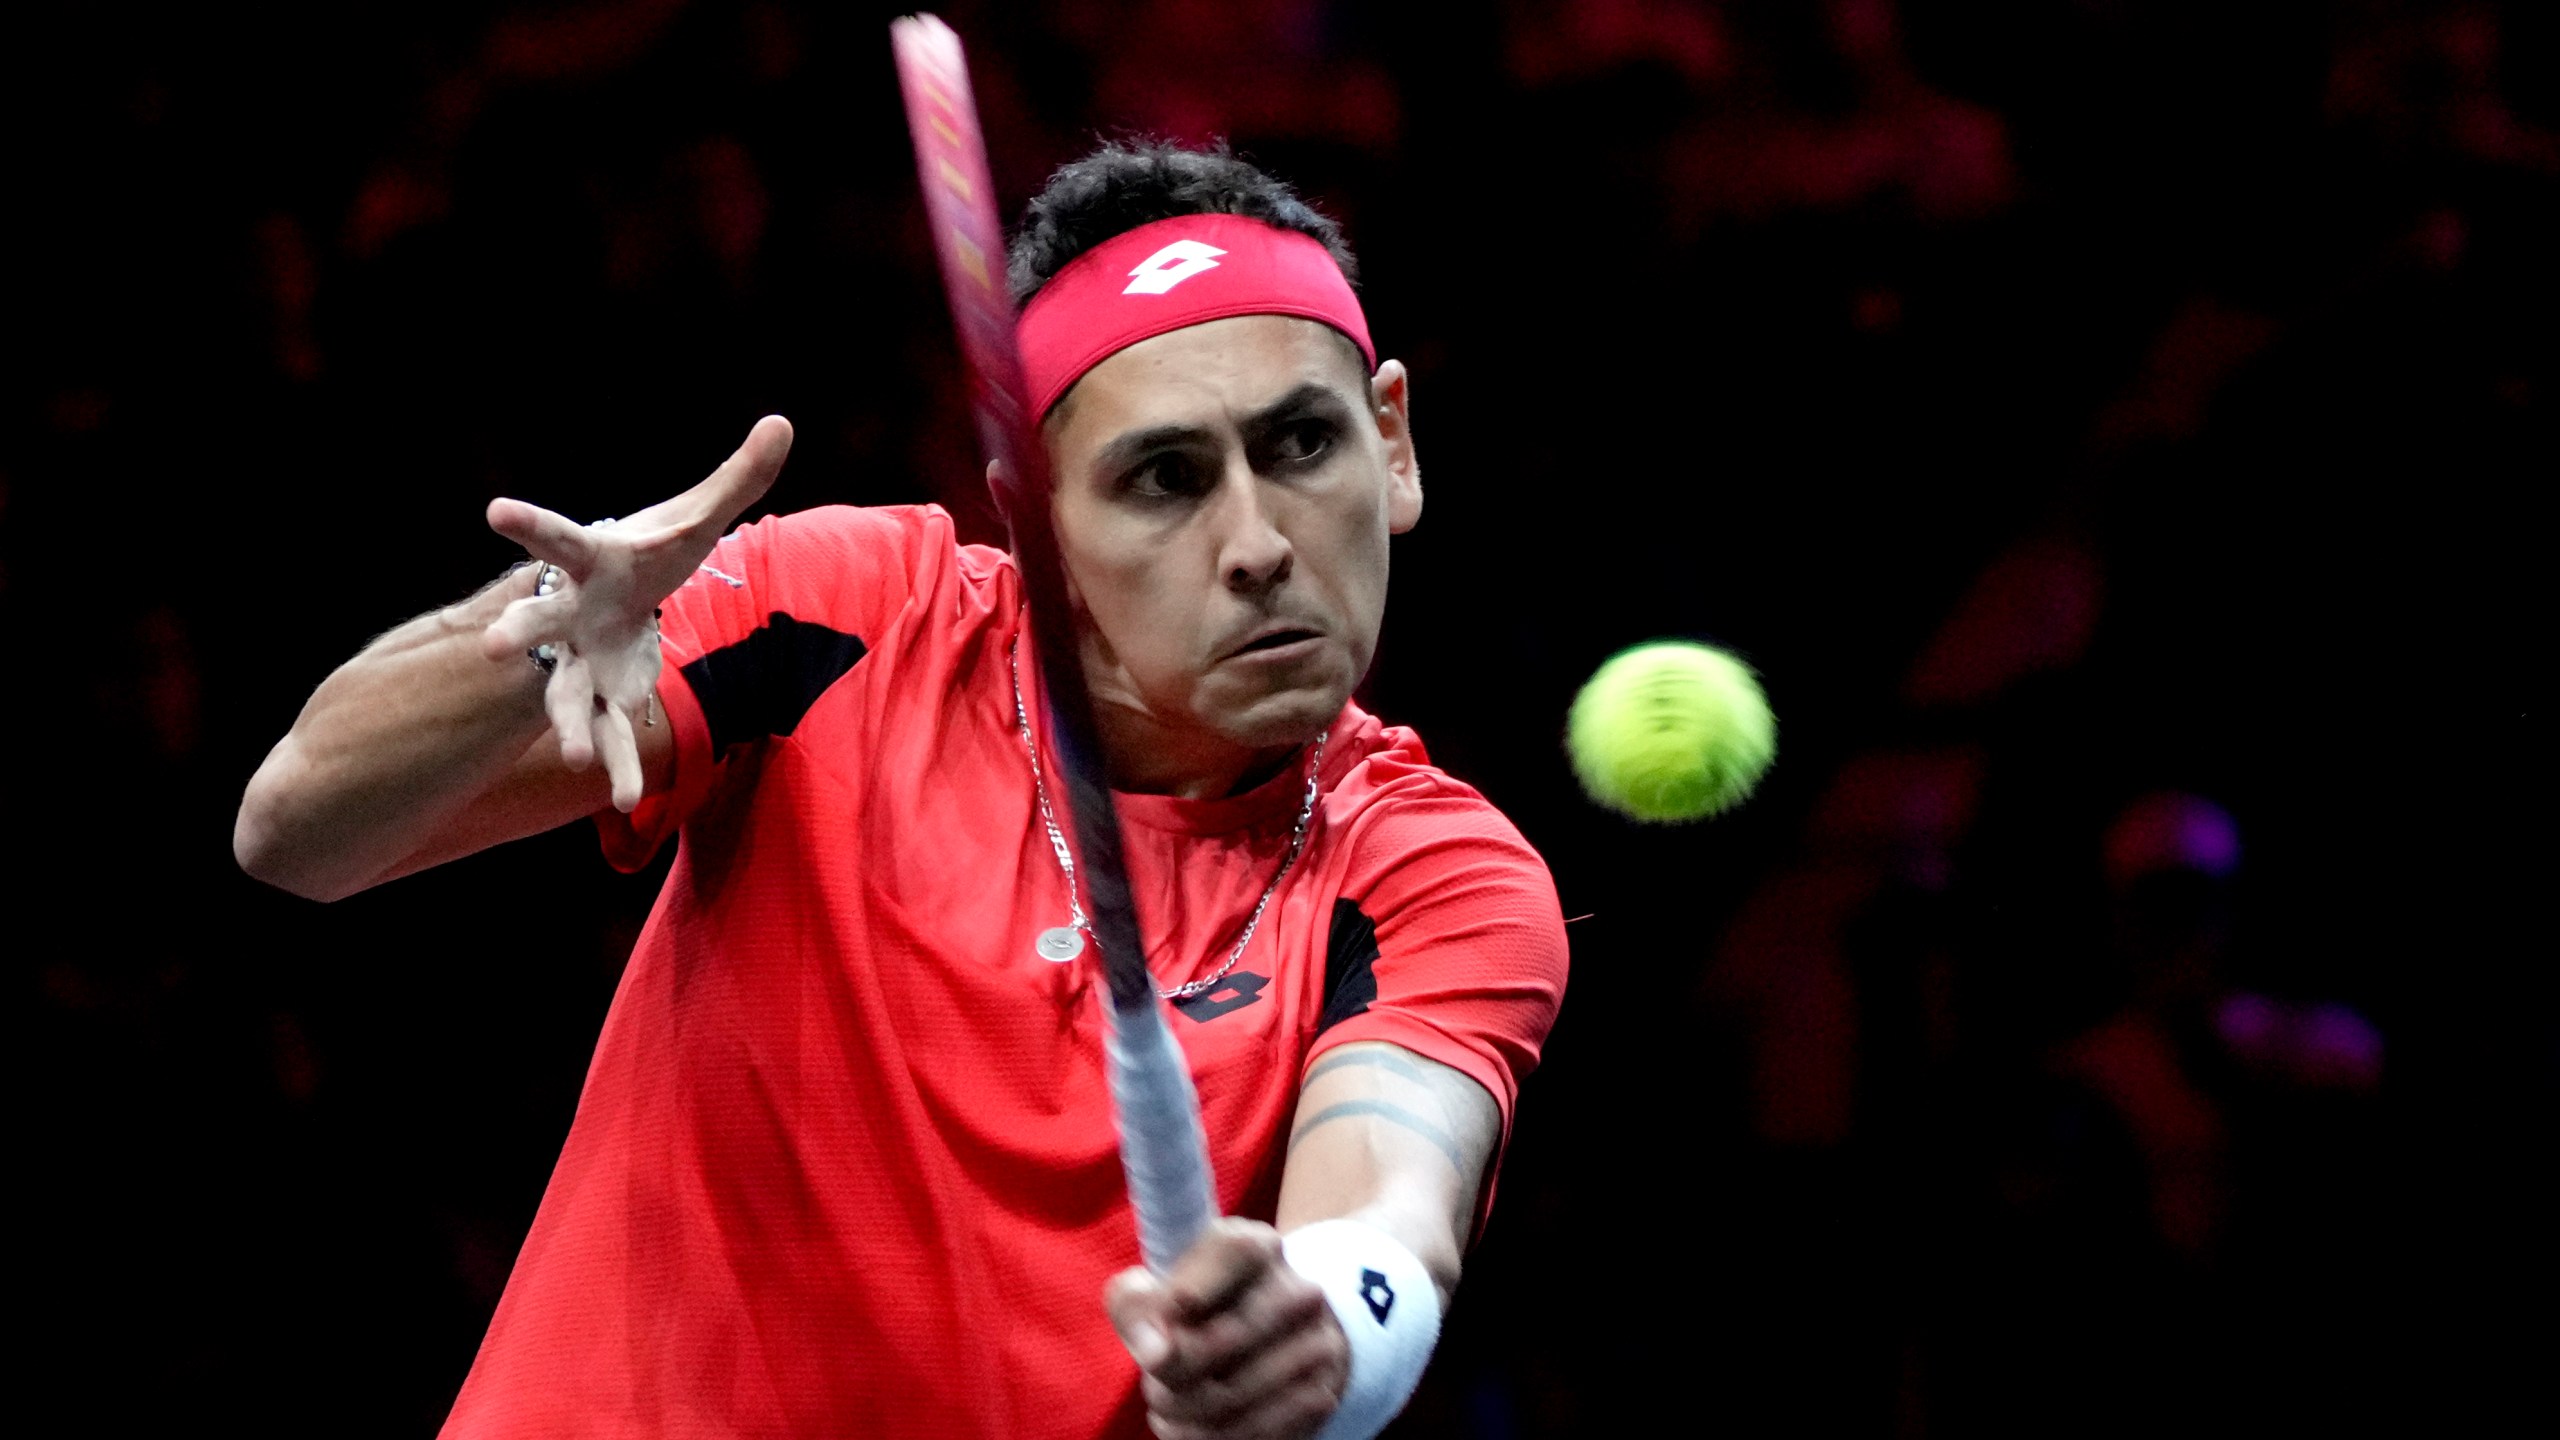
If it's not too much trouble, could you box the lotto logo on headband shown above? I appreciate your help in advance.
[1124,239,1227,295]
[1017,213,1376,417]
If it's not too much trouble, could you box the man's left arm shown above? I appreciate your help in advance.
[1105,1039,1499,1440]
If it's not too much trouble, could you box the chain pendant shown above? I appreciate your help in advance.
[1010,637,1322,997]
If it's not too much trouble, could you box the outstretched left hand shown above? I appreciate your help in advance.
[1104,1218,1349,1440]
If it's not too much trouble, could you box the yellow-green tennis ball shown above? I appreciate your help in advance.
[1567,641,1776,823]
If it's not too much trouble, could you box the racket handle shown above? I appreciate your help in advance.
[1105,993,1219,1273]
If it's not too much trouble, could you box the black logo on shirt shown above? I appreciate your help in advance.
[1358,1268,1394,1324]
[1172,970,1268,1022]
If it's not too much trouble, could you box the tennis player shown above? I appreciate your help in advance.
[236,142,1567,1440]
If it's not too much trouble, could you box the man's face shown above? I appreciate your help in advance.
[1042,314,1421,775]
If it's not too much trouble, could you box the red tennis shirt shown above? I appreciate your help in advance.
[440,504,1568,1439]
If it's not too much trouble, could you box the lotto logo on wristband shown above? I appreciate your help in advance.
[1358,1269,1394,1323]
[1283,1220,1440,1440]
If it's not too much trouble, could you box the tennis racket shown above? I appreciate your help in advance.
[890,13,1218,1276]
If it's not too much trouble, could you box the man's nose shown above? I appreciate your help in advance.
[1214,465,1294,595]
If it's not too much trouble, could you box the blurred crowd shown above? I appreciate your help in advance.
[6,1,2548,1434]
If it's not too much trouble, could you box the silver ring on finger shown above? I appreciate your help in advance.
[528,563,567,673]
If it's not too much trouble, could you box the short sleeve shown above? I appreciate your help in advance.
[595,504,951,870]
[1305,787,1570,1227]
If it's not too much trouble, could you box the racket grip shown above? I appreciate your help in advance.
[1104,993,1220,1273]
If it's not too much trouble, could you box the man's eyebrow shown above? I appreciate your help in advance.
[1091,422,1214,478]
[1088,381,1355,477]
[1240,382,1354,434]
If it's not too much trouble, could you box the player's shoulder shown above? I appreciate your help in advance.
[1326,711,1556,898]
[730,501,956,567]
[711,501,1013,620]
[1316,712,1567,1009]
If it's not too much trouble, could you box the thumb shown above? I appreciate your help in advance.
[680,414,793,537]
[1103,1266,1175,1372]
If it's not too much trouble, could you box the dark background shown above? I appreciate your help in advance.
[7,1,2549,1434]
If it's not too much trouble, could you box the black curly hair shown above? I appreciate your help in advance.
[1005,140,1358,307]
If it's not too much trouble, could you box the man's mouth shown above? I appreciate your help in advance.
[1226,626,1322,659]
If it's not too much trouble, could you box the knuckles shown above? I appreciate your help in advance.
[1117,1220,1350,1439]
[1133,1291,1346,1436]
[1145,1379,1338,1440]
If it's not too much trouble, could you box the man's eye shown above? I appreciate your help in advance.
[1125,456,1201,498]
[1272,420,1335,464]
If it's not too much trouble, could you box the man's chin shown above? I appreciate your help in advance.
[1213,684,1348,752]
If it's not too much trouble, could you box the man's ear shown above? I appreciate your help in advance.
[986,459,1014,529]
[991,456,1098,620]
[1371,359,1422,533]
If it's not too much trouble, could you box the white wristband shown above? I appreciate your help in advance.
[1282,1219,1442,1440]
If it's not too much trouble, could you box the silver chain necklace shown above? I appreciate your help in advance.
[1010,637,1325,1001]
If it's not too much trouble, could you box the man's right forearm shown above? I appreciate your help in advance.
[238,418,787,900]
[235,566,572,901]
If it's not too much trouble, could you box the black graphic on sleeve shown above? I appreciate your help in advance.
[680,613,867,753]
[1317,899,1380,1033]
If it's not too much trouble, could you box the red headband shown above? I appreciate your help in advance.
[1017,213,1375,419]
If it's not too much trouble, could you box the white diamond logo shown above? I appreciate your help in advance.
[1123,239,1228,295]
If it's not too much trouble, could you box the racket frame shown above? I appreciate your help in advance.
[890,13,1219,1274]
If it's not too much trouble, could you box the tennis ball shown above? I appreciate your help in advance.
[1566,641,1776,823]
